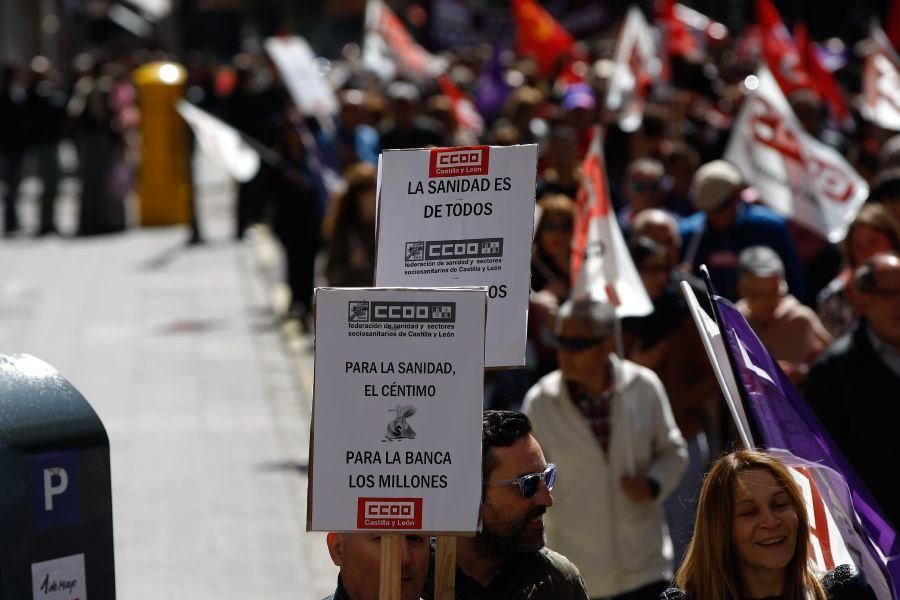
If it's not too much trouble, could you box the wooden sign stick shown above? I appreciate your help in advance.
[380,534,402,600]
[434,536,457,600]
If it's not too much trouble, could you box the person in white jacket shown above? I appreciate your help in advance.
[522,297,688,600]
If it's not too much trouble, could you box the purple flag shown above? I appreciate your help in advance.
[474,44,511,123]
[713,294,900,599]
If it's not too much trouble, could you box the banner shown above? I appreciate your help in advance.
[374,144,537,368]
[606,6,660,133]
[724,67,867,242]
[176,101,260,183]
[682,277,900,600]
[861,21,900,132]
[308,287,486,533]
[571,127,652,317]
[264,36,338,119]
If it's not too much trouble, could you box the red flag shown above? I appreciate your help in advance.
[793,22,850,125]
[887,0,900,51]
[756,0,813,95]
[571,127,652,316]
[511,0,575,75]
[436,74,485,137]
[658,0,701,62]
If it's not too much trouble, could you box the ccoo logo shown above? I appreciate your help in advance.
[357,497,423,529]
[429,146,490,177]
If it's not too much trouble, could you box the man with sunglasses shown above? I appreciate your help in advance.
[522,298,687,600]
[427,410,589,599]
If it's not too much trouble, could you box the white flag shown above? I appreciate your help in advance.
[680,279,754,448]
[264,36,338,119]
[861,21,900,131]
[724,67,867,243]
[571,127,652,317]
[176,101,260,183]
[606,7,661,133]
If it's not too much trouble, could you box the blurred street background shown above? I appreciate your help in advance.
[1,152,337,598]
[3,0,900,598]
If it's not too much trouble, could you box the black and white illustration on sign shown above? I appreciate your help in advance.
[374,144,537,368]
[384,404,417,441]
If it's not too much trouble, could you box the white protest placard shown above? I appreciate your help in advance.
[308,287,486,533]
[374,144,537,368]
[264,36,338,118]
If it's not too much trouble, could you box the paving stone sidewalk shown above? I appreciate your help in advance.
[0,157,337,598]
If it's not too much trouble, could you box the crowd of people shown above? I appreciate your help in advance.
[290,5,897,600]
[325,413,879,600]
[0,53,141,236]
[3,4,900,600]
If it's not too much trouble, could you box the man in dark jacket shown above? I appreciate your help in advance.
[424,410,589,600]
[806,253,900,528]
[323,532,430,600]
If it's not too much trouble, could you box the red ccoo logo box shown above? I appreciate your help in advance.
[429,146,490,178]
[357,497,423,530]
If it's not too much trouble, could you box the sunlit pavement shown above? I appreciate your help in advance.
[0,153,337,599]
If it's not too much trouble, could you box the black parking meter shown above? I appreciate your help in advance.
[0,354,115,599]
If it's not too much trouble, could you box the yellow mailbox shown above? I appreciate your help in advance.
[133,62,191,226]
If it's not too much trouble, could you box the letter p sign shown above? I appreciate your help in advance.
[30,451,79,529]
[44,467,69,510]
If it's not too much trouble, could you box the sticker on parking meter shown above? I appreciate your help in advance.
[31,553,87,600]
[374,144,537,368]
[308,287,486,533]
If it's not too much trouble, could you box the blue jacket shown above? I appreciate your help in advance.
[679,203,805,301]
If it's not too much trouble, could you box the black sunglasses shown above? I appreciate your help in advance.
[552,335,609,351]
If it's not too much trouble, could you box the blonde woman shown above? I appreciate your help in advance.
[661,450,876,600]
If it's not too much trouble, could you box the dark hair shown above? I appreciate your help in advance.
[870,168,900,202]
[482,410,532,481]
[842,203,900,267]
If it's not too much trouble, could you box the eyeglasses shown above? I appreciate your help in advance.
[551,335,609,351]
[489,464,558,498]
